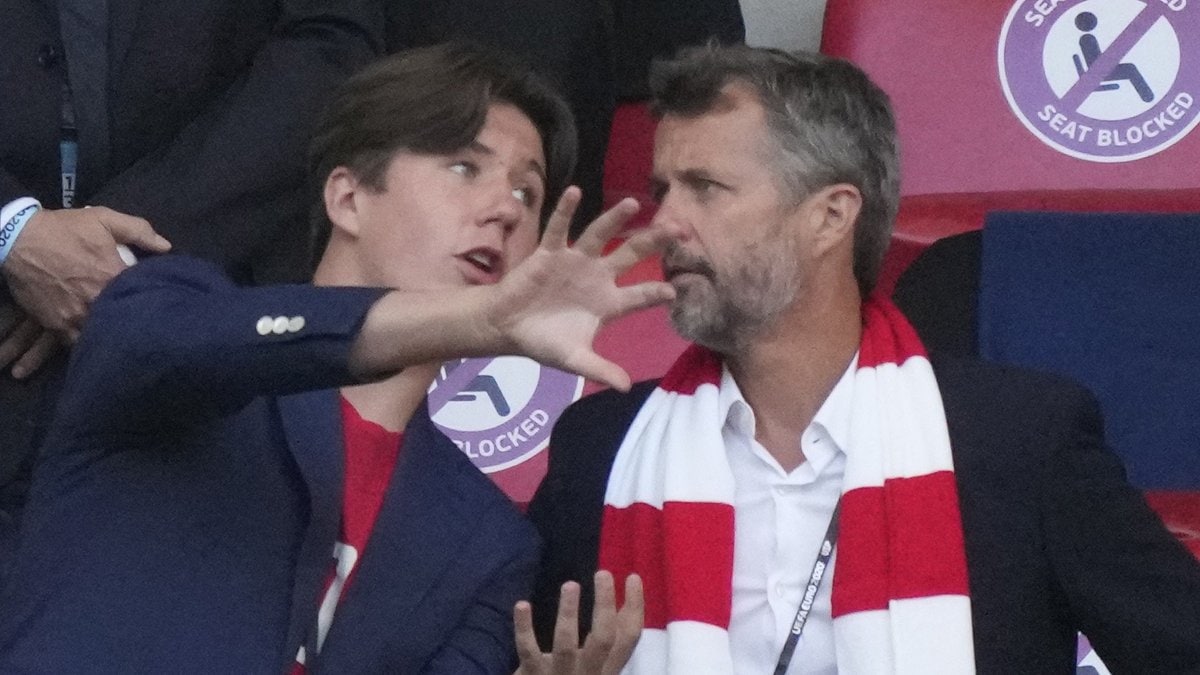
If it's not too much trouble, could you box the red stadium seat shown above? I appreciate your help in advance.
[823,0,1200,295]
[603,102,658,229]
[820,0,1200,197]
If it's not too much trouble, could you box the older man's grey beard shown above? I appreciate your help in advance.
[665,243,799,355]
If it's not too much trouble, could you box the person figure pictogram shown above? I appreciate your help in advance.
[440,359,512,416]
[1074,11,1155,102]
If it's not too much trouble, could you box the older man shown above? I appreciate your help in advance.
[529,45,1200,674]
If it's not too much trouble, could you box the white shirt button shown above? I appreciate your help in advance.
[272,316,289,335]
[288,316,305,333]
[256,316,274,336]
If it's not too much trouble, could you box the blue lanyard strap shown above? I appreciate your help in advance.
[60,83,78,208]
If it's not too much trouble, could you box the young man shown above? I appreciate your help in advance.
[0,43,658,673]
[529,45,1200,673]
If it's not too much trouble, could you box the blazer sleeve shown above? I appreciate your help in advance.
[54,255,386,435]
[1041,386,1200,672]
[88,0,383,276]
[420,543,539,674]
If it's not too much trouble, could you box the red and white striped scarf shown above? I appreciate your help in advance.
[599,298,975,674]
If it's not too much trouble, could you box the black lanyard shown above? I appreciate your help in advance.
[772,497,841,675]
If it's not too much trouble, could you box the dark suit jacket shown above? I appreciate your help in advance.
[892,230,982,359]
[0,257,538,673]
[606,0,745,100]
[528,356,1200,673]
[1,0,381,282]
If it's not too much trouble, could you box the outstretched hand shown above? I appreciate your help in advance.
[514,571,644,675]
[486,187,675,391]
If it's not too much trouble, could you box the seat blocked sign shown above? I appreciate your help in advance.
[999,0,1200,161]
[429,357,583,473]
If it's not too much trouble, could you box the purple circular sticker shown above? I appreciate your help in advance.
[999,0,1200,162]
[429,357,583,473]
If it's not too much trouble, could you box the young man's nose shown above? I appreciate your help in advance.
[478,182,525,236]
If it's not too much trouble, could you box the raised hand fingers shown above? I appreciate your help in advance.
[604,574,644,675]
[581,571,617,674]
[609,281,675,319]
[574,198,640,257]
[561,350,632,394]
[541,187,581,251]
[552,581,581,674]
[603,223,677,279]
[513,601,545,675]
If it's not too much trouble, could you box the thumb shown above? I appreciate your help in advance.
[566,350,632,393]
[98,209,171,253]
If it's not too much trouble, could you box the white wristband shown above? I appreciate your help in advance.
[0,197,42,266]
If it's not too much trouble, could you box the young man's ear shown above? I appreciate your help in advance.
[323,166,364,239]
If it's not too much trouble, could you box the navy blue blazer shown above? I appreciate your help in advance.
[0,256,538,673]
[528,356,1200,674]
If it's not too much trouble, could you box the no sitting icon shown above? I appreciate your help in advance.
[998,0,1200,161]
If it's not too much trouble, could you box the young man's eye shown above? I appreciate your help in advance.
[450,161,478,177]
[512,186,538,208]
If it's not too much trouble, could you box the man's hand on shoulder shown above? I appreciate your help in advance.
[1,207,170,341]
[514,571,644,675]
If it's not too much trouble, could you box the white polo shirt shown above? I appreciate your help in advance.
[719,355,856,675]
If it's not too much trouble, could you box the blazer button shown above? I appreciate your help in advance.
[256,316,274,336]
[37,44,60,68]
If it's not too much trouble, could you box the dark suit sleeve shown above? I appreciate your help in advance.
[55,255,386,435]
[0,170,32,208]
[1041,387,1200,672]
[421,540,539,674]
[89,0,383,278]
